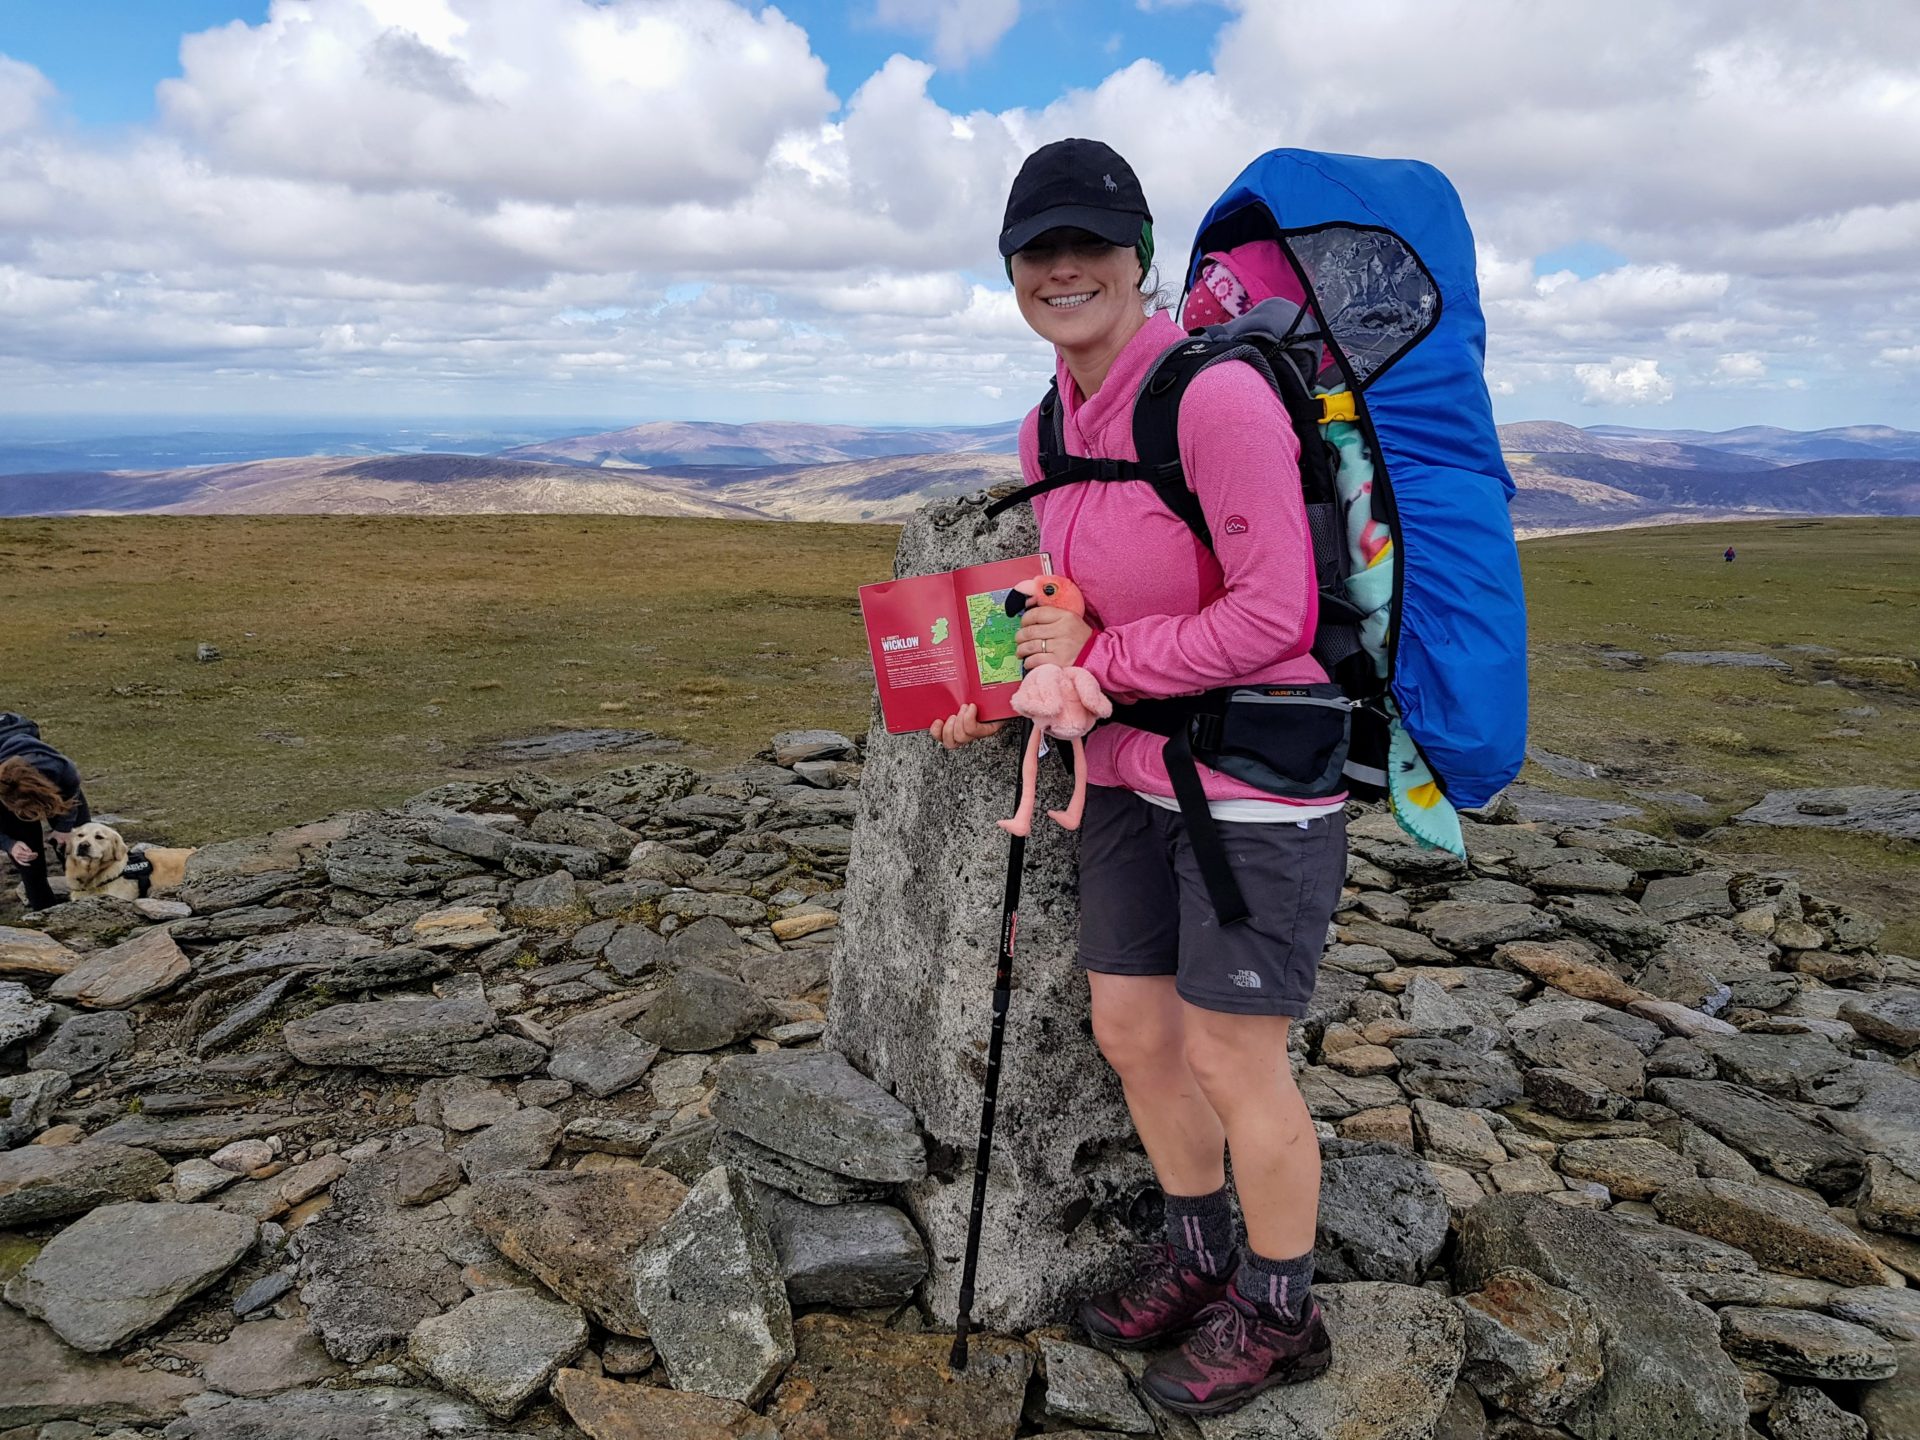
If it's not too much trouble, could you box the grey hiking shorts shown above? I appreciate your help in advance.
[1075,784,1348,1017]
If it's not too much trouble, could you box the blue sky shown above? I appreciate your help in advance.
[0,1,1914,430]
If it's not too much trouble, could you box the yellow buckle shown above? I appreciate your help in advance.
[1317,392,1358,425]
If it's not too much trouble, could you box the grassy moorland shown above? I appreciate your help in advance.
[0,515,896,837]
[2,513,1915,946]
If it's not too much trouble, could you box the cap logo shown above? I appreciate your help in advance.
[1103,174,1118,192]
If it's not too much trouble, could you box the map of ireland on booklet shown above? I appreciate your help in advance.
[858,554,1049,733]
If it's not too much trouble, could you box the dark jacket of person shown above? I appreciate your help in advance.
[0,712,91,838]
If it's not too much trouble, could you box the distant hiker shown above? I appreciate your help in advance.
[933,139,1344,1414]
[1724,544,1737,562]
[0,712,91,911]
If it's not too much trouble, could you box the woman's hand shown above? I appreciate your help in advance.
[1017,606,1095,671]
[930,704,1006,750]
[8,841,36,866]
[47,830,71,850]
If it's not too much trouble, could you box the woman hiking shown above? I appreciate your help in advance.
[0,712,92,911]
[931,139,1347,1416]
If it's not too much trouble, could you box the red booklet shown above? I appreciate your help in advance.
[858,554,1050,733]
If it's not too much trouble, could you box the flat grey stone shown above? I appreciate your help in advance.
[773,730,857,765]
[28,1008,134,1075]
[710,1125,888,1205]
[1720,1305,1899,1380]
[194,972,304,1056]
[1455,1267,1602,1427]
[604,922,666,978]
[1393,1038,1525,1109]
[1661,650,1791,668]
[632,1165,794,1406]
[159,1384,496,1439]
[1038,1334,1153,1433]
[296,1144,470,1363]
[453,1106,560,1180]
[1735,787,1920,842]
[1840,989,1920,1051]
[471,1166,686,1336]
[4,1201,256,1351]
[1457,1197,1746,1440]
[1768,1385,1868,1440]
[1827,1285,1920,1343]
[0,977,51,1046]
[197,1316,343,1397]
[633,966,773,1052]
[1316,1153,1451,1284]
[320,946,455,991]
[408,1288,588,1419]
[0,1141,170,1225]
[1500,784,1643,827]
[189,924,382,992]
[755,1189,929,1307]
[1509,1016,1645,1099]
[1696,1031,1863,1106]
[1648,1077,1865,1196]
[1641,870,1736,923]
[0,1300,202,1428]
[1858,1155,1920,1238]
[48,927,190,1009]
[710,1049,925,1183]
[90,1109,291,1157]
[546,1011,659,1098]
[1413,901,1561,953]
[1654,1178,1886,1286]
[284,994,545,1077]
[0,1068,71,1147]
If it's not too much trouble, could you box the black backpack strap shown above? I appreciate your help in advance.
[1133,335,1367,677]
[1108,694,1250,926]
[984,378,1157,523]
[1130,339,1220,548]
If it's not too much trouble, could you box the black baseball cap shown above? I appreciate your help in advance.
[998,138,1152,258]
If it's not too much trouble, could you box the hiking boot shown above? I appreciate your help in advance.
[1141,1287,1332,1415]
[1077,1244,1231,1349]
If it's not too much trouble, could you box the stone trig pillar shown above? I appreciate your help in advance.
[827,494,1152,1334]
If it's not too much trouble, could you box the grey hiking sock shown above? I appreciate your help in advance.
[1236,1247,1315,1326]
[1164,1187,1237,1278]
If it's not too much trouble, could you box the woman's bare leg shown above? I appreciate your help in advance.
[1086,972,1226,1195]
[1180,1006,1318,1258]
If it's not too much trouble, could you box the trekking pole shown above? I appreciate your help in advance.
[950,720,1030,1371]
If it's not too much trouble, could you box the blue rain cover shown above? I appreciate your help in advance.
[1188,149,1528,807]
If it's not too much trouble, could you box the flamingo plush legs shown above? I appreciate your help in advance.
[997,727,1090,837]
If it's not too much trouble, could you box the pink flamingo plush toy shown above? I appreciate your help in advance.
[999,575,1112,837]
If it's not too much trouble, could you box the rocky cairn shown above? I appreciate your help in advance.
[2,513,1919,1439]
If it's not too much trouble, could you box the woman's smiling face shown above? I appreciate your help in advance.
[1010,228,1143,352]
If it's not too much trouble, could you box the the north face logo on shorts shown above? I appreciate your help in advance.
[1229,969,1262,989]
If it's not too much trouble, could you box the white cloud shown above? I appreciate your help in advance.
[0,1,1916,425]
[158,0,835,204]
[1575,358,1675,407]
[873,0,1021,68]
[0,55,52,137]
[1715,352,1767,380]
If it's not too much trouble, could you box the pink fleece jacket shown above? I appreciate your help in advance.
[1020,308,1334,805]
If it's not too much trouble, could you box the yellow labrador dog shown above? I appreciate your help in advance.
[64,822,196,900]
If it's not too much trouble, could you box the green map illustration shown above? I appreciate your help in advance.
[967,588,1023,685]
[931,617,949,644]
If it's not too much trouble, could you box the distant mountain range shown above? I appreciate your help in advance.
[2,417,1917,532]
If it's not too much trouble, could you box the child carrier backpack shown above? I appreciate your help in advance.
[989,149,1528,922]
